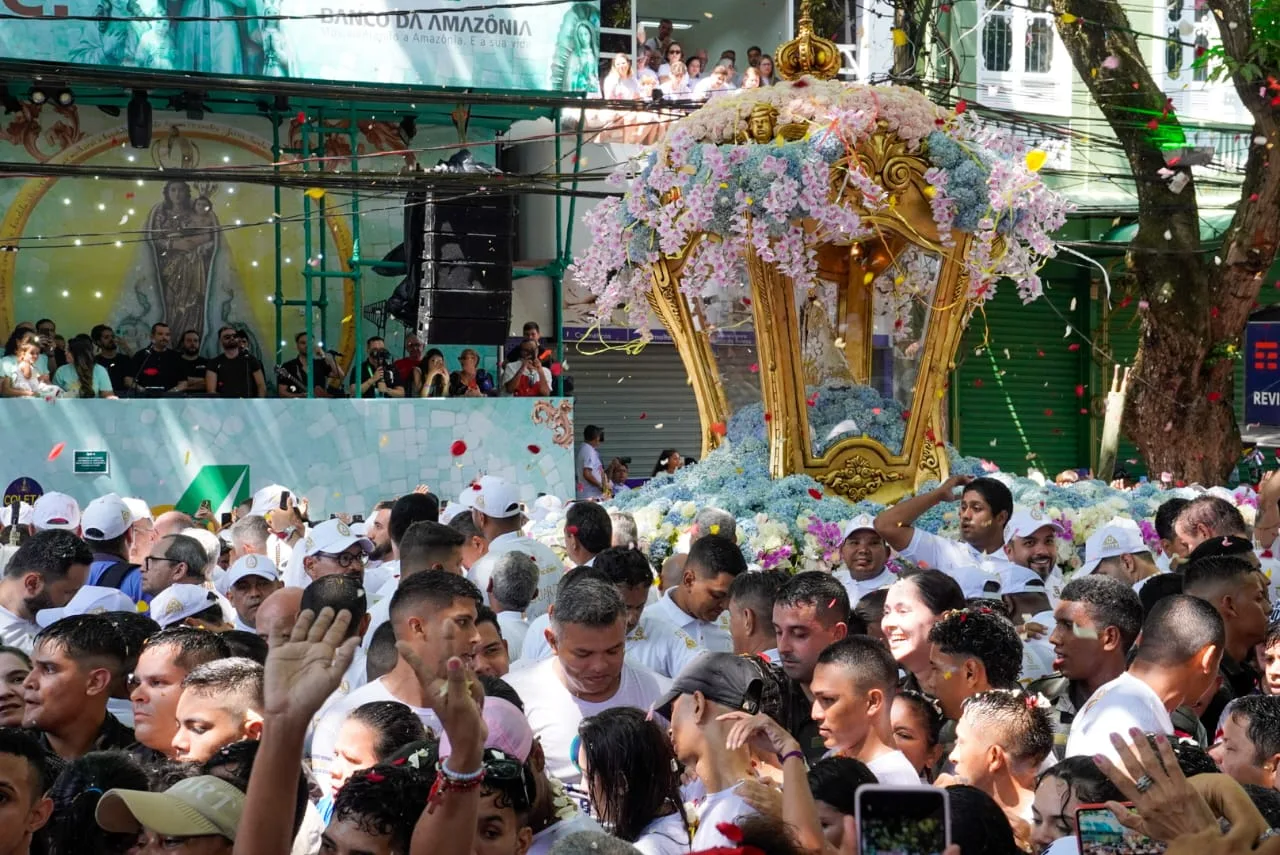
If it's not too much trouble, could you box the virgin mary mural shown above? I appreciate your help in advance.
[115,130,260,357]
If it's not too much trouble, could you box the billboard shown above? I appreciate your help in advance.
[0,1,600,92]
[1246,321,1280,426]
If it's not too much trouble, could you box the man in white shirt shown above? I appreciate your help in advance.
[300,518,372,586]
[364,492,442,594]
[363,521,466,649]
[728,571,783,664]
[300,575,371,706]
[1066,594,1224,763]
[647,534,744,652]
[658,651,771,849]
[1003,506,1066,604]
[810,636,921,784]
[1080,518,1163,590]
[311,571,482,777]
[487,551,537,661]
[0,530,91,653]
[506,576,668,785]
[874,475,1011,598]
[1030,575,1143,759]
[468,476,564,619]
[832,515,896,605]
[577,425,607,500]
[221,554,282,633]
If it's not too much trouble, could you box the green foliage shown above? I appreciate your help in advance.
[1198,0,1280,83]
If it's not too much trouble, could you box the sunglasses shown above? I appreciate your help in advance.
[481,748,535,811]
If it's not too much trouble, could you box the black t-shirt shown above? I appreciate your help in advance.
[96,352,132,392]
[281,356,333,395]
[130,348,184,391]
[208,352,264,398]
[358,360,403,396]
[179,354,208,386]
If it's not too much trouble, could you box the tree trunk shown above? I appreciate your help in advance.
[1050,0,1280,483]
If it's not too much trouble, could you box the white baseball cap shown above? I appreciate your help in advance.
[303,518,374,557]
[840,514,877,542]
[439,503,468,525]
[950,562,1004,600]
[122,498,154,523]
[148,584,221,628]
[81,494,135,541]
[1003,506,1065,545]
[30,492,81,531]
[36,585,137,627]
[469,476,523,519]
[222,554,280,590]
[1080,518,1147,575]
[249,484,290,518]
[1002,564,1049,597]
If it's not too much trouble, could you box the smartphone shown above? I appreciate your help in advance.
[856,785,949,855]
[220,512,232,526]
[279,490,291,511]
[1077,804,1166,855]
[199,499,212,513]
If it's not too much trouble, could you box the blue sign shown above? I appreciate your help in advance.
[1245,322,1280,425]
[3,476,43,512]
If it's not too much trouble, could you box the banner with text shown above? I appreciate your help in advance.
[0,1,599,92]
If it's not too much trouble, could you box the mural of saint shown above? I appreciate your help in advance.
[550,3,601,92]
[116,179,259,358]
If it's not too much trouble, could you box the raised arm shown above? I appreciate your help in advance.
[874,474,973,552]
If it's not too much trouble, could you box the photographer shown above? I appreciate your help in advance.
[355,336,405,399]
[501,339,552,397]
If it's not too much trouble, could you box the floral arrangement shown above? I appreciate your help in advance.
[569,78,1073,336]
[580,385,1258,577]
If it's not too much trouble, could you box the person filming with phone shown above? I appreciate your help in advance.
[502,340,552,397]
[355,336,405,399]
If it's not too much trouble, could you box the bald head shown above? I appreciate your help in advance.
[155,511,196,538]
[660,553,687,592]
[254,586,304,640]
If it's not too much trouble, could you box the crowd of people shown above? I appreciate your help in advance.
[0,318,560,401]
[1,464,1280,855]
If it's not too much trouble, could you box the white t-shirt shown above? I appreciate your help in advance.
[505,657,670,785]
[690,788,757,849]
[577,444,605,499]
[359,573,400,650]
[0,605,40,653]
[647,589,733,653]
[310,677,441,779]
[896,528,1006,598]
[634,811,693,855]
[497,610,529,662]
[866,749,922,786]
[833,567,896,605]
[469,532,564,619]
[501,361,553,395]
[520,612,702,679]
[1065,671,1173,764]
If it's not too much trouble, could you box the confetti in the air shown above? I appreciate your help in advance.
[47,442,65,461]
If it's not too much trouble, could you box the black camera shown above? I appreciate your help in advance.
[370,348,391,363]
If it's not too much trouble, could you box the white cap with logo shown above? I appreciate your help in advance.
[148,584,220,628]
[36,585,137,627]
[470,476,524,520]
[30,492,81,531]
[222,554,280,590]
[122,497,154,524]
[81,494,134,541]
[1080,518,1147,575]
[840,514,878,542]
[1002,564,1050,597]
[249,484,290,518]
[1003,506,1064,545]
[303,518,374,557]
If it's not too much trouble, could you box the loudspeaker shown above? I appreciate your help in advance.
[414,193,515,345]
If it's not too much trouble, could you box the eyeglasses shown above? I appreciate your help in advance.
[668,48,681,55]
[318,551,364,568]
[144,556,180,570]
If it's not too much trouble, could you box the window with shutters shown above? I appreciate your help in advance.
[1024,0,1055,74]
[976,0,1070,114]
[981,0,1013,72]
[1159,0,1249,124]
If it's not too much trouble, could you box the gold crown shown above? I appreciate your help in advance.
[774,0,842,81]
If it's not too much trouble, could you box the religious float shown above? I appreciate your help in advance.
[567,3,1259,573]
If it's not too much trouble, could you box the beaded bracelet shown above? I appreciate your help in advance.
[427,763,487,813]
[439,758,485,782]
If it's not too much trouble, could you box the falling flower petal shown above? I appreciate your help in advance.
[47,442,65,461]
[305,188,326,200]
[654,423,664,429]
[749,363,760,373]
[639,412,647,420]
[528,444,542,455]
[450,440,467,456]
[1075,384,1085,397]
[550,362,563,377]
[1025,150,1048,172]
[711,422,727,436]
[1101,55,1120,69]
[1207,391,1223,402]
[808,488,823,499]
[1068,343,1081,352]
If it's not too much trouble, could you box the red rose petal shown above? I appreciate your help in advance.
[764,412,772,422]
[1207,391,1223,402]
[550,362,563,377]
[1068,343,1080,352]
[527,444,541,454]
[749,363,759,373]
[711,422,727,436]
[955,99,967,114]
[47,442,65,461]
[296,111,306,124]
[1075,384,1085,397]
[718,823,745,843]
[450,440,467,456]
[808,488,822,499]
[639,412,647,420]
[901,409,911,421]
[1044,409,1054,417]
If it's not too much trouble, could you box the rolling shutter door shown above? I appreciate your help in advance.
[952,280,1089,474]
[570,343,703,477]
